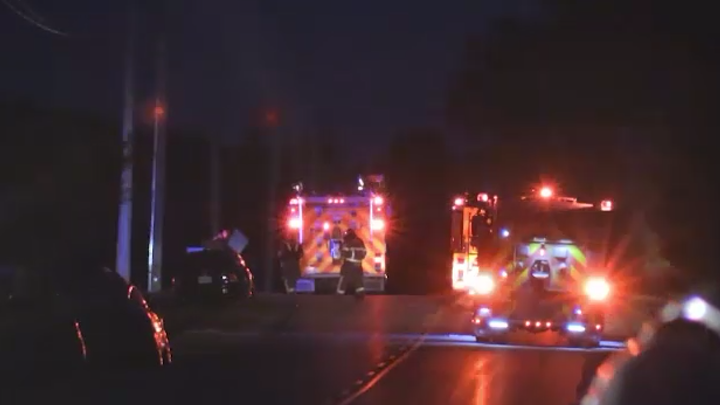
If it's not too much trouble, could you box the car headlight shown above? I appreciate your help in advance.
[471,274,495,295]
[584,277,610,301]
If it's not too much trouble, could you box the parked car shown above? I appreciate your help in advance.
[172,246,254,304]
[0,266,172,387]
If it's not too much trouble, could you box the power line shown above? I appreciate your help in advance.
[2,0,70,37]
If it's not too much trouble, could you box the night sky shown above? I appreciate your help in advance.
[1,0,543,148]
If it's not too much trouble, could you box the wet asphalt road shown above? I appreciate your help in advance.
[172,333,615,405]
[14,332,615,405]
[6,293,642,405]
[349,342,612,405]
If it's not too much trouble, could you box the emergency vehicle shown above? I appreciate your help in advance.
[450,192,505,293]
[284,175,390,293]
[454,186,617,346]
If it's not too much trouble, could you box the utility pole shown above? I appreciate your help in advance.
[264,110,280,292]
[115,4,136,283]
[147,15,167,293]
[210,140,221,235]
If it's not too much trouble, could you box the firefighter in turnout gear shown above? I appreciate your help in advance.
[278,236,303,293]
[337,229,367,297]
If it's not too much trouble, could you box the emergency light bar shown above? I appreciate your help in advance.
[288,217,301,229]
[539,187,553,198]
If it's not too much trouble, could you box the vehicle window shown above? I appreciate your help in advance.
[182,251,241,275]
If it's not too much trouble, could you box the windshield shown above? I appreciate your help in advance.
[182,251,242,275]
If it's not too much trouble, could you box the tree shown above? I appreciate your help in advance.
[385,128,453,293]
[447,0,719,281]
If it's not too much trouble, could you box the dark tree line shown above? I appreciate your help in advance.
[448,0,719,287]
[3,0,716,292]
[0,100,455,292]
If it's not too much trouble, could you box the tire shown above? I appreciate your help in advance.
[492,335,508,344]
[568,337,599,348]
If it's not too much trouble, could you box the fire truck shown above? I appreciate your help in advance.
[453,186,617,346]
[450,192,505,292]
[284,175,390,293]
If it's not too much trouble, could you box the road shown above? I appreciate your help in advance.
[154,293,661,340]
[10,294,647,404]
[14,331,616,405]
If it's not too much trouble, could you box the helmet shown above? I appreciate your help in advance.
[343,229,357,240]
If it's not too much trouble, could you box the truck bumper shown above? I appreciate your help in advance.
[471,314,604,343]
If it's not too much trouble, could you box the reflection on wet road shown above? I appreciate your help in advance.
[350,344,612,405]
[15,332,616,405]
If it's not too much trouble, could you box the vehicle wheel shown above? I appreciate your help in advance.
[584,337,600,348]
[568,337,583,347]
[492,335,508,344]
[568,337,598,348]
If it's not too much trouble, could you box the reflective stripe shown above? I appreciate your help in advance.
[356,287,365,292]
[336,276,344,294]
[347,258,363,263]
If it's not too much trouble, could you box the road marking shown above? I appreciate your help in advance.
[333,293,463,405]
[418,340,623,352]
[335,336,425,405]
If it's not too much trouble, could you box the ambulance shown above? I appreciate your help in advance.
[284,175,390,293]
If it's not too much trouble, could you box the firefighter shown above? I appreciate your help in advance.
[336,228,367,298]
[278,236,303,294]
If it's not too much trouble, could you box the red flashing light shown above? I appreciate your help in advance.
[539,187,553,198]
[373,196,384,205]
[371,218,385,231]
[601,200,613,211]
[453,197,464,206]
[478,193,489,202]
[289,198,298,205]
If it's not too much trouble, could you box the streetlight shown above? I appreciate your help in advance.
[116,4,136,284]
[147,27,167,293]
[264,107,280,292]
